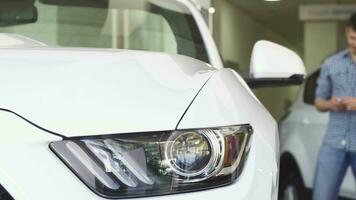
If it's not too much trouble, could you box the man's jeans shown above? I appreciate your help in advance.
[313,145,356,200]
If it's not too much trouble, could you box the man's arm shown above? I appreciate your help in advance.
[314,61,334,112]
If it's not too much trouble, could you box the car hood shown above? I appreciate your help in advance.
[0,47,214,137]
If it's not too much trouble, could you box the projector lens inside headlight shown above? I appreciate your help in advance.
[166,130,223,180]
[169,131,212,175]
[50,125,252,199]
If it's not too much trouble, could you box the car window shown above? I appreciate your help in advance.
[0,0,210,63]
[303,69,320,105]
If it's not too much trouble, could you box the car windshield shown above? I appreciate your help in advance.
[0,0,209,63]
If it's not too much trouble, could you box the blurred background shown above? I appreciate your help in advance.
[207,0,356,120]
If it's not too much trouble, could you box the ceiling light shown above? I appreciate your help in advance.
[208,7,215,14]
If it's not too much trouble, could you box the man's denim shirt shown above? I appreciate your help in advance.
[315,49,356,152]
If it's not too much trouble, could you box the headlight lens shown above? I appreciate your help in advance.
[50,125,252,198]
[166,129,224,180]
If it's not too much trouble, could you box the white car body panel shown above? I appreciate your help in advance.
[178,68,279,198]
[178,68,278,154]
[280,81,356,199]
[0,48,213,136]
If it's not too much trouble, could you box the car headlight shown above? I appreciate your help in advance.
[50,125,252,198]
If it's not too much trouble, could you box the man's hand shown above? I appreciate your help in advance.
[315,96,345,112]
[329,96,346,111]
[342,97,356,111]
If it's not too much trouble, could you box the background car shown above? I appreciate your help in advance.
[279,69,356,200]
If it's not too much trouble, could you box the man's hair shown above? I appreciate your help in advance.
[348,12,356,30]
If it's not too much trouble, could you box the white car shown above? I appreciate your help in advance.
[0,0,305,200]
[279,69,356,200]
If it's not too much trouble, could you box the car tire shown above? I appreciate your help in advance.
[279,172,308,200]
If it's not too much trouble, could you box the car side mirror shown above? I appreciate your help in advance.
[246,40,306,88]
[0,0,38,27]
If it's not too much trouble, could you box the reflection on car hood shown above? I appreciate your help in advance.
[0,34,47,48]
[0,48,214,137]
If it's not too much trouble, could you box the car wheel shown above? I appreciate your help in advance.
[279,173,307,200]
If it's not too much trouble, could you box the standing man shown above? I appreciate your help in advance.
[314,12,356,200]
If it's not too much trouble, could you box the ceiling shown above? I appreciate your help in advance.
[228,0,356,52]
